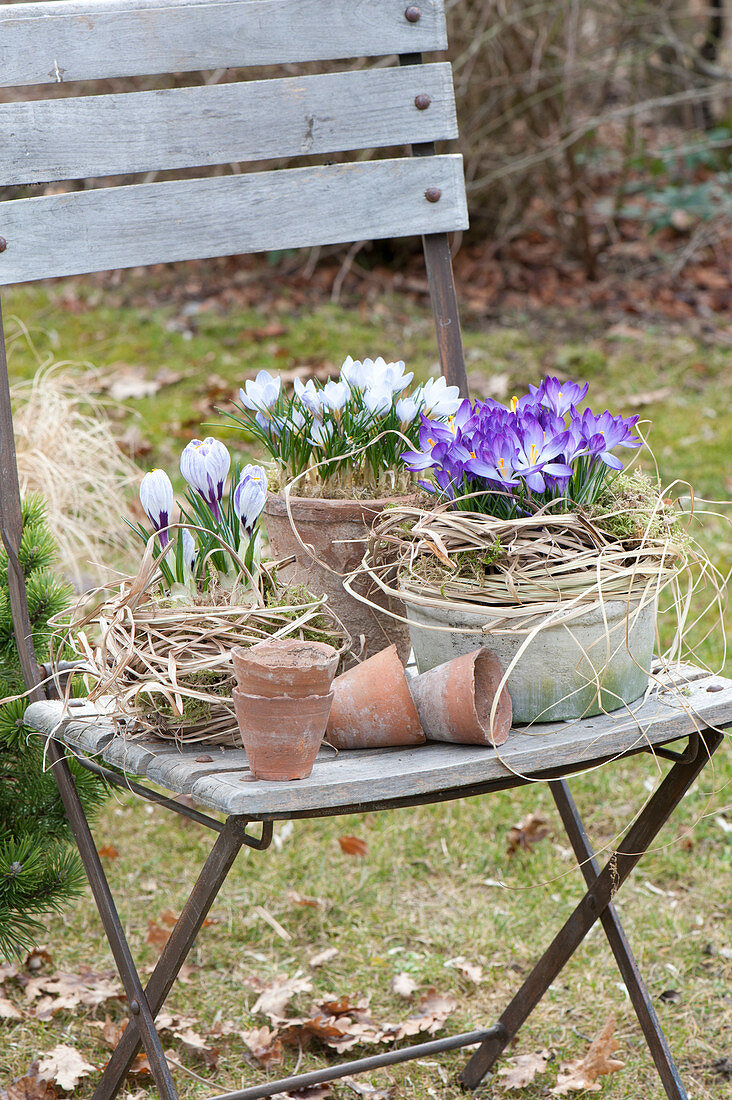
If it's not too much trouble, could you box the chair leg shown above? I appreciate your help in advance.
[460,727,722,1089]
[550,779,687,1100]
[93,815,247,1100]
[45,737,180,1099]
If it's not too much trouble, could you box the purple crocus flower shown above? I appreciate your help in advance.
[575,409,641,469]
[528,376,589,417]
[180,437,231,521]
[511,416,572,492]
[465,434,519,489]
[232,464,268,535]
[139,469,175,549]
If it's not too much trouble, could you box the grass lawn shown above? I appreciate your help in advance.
[2,271,730,1098]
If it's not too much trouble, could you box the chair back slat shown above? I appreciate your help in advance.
[0,156,468,285]
[0,0,447,87]
[2,64,458,186]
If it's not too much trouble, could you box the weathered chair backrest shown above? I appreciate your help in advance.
[0,0,468,385]
[0,0,468,692]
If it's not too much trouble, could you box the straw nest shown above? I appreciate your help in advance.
[357,498,691,634]
[60,550,349,746]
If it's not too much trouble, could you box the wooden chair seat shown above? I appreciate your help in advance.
[25,664,731,820]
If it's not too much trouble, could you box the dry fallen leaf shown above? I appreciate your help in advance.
[288,890,323,908]
[97,844,119,860]
[338,835,369,857]
[341,1077,395,1099]
[24,948,53,973]
[0,994,23,1019]
[551,1016,624,1094]
[624,386,673,407]
[507,813,551,855]
[251,973,313,1020]
[36,1045,96,1092]
[6,1071,58,1100]
[308,947,339,969]
[391,988,457,1039]
[497,1049,551,1089]
[240,1025,284,1067]
[390,972,418,999]
[444,956,483,984]
[24,966,122,1014]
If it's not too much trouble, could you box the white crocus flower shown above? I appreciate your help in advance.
[395,396,420,428]
[239,369,281,414]
[233,465,268,535]
[379,359,414,394]
[310,420,335,448]
[418,376,462,418]
[140,469,175,549]
[340,355,373,392]
[321,379,349,417]
[181,529,197,574]
[293,377,323,418]
[363,384,393,417]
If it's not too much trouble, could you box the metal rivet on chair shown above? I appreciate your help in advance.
[130,1000,140,1015]
[425,187,442,203]
[415,94,431,110]
[405,6,421,22]
[0,238,7,254]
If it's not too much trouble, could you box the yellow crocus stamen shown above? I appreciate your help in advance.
[448,415,456,433]
[428,437,436,447]
[510,396,518,412]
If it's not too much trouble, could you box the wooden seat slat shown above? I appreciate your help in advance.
[24,670,732,820]
[0,0,447,88]
[0,155,468,285]
[1,64,458,186]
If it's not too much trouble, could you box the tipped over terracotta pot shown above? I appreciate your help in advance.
[232,638,339,699]
[326,643,425,750]
[408,648,512,746]
[233,687,333,780]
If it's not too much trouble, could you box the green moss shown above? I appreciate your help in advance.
[590,469,686,546]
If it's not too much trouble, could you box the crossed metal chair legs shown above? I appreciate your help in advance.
[45,727,722,1100]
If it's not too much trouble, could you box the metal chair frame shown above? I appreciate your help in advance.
[0,2,729,1096]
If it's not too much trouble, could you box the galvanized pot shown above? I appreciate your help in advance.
[404,594,656,724]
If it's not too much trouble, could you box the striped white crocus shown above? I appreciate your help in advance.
[139,469,175,549]
[181,529,197,575]
[180,437,231,521]
[232,464,268,536]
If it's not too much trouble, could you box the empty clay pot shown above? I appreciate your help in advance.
[408,648,512,746]
[326,643,425,750]
[232,638,339,699]
[232,687,333,780]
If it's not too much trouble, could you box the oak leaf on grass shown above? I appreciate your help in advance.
[338,835,369,857]
[36,1045,95,1092]
[506,813,551,855]
[497,1049,551,1089]
[551,1016,624,1094]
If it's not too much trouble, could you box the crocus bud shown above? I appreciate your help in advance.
[180,437,230,521]
[140,469,175,549]
[182,529,197,574]
[233,464,268,535]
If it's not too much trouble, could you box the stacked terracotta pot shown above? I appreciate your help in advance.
[231,639,339,781]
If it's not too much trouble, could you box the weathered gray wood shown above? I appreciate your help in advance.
[2,64,458,186]
[23,669,732,820]
[0,0,447,88]
[0,155,468,285]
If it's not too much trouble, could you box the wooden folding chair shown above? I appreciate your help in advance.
[1,3,730,1098]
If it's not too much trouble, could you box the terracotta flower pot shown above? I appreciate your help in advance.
[232,686,333,780]
[408,648,512,746]
[231,638,339,699]
[264,493,411,664]
[326,643,425,750]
